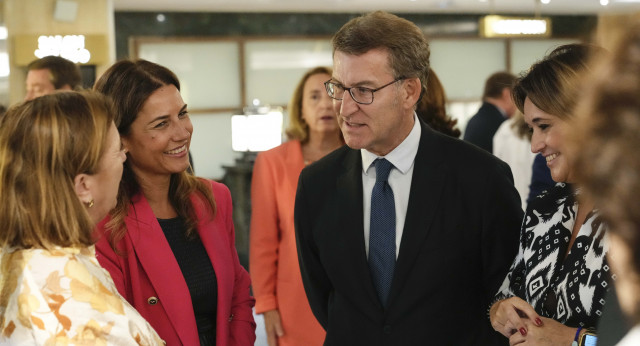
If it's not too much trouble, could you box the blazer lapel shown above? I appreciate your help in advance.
[334,149,382,309]
[126,194,197,345]
[388,123,447,306]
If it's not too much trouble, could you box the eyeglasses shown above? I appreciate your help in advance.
[324,78,405,105]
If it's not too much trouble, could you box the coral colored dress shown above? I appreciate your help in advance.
[250,140,326,345]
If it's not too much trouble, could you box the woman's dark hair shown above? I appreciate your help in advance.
[416,68,460,138]
[94,59,216,249]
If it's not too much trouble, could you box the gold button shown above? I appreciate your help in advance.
[147,296,159,305]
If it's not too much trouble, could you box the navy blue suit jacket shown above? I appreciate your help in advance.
[295,120,523,345]
[463,102,506,153]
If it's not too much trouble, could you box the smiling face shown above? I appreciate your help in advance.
[523,97,573,183]
[332,48,419,156]
[122,84,192,181]
[301,72,339,137]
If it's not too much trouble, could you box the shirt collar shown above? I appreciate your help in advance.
[362,112,421,175]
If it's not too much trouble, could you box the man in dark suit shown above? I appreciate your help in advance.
[294,11,523,345]
[463,72,517,153]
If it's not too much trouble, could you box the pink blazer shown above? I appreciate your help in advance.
[95,180,255,346]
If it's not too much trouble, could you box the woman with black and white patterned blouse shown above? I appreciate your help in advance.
[488,44,612,346]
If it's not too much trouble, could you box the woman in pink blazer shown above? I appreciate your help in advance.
[250,66,343,346]
[93,59,255,346]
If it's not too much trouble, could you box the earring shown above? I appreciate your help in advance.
[86,200,94,208]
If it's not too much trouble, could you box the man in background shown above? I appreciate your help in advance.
[463,72,517,153]
[25,56,82,101]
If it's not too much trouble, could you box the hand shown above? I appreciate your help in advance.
[489,296,543,338]
[507,317,576,346]
[263,309,284,346]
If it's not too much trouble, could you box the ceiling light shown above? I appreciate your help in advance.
[541,0,551,4]
[601,0,609,4]
[480,15,551,37]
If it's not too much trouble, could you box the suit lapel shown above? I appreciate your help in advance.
[334,149,382,309]
[126,194,196,345]
[388,123,448,306]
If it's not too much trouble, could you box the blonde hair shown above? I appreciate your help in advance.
[0,91,114,249]
[285,66,332,142]
[512,44,604,120]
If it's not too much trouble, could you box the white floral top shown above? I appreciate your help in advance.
[0,246,164,345]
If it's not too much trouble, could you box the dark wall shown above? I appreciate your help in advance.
[114,12,597,59]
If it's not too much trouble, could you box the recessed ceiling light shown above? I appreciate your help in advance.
[601,0,609,5]
[541,0,551,4]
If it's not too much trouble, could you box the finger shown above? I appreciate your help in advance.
[508,331,526,346]
[274,319,285,337]
[509,298,543,326]
[503,320,518,337]
[266,328,277,346]
[504,304,528,335]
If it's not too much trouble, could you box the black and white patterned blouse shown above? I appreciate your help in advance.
[493,183,612,328]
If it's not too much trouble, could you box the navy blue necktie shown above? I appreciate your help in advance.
[368,158,396,308]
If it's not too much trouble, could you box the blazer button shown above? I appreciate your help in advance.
[147,296,159,305]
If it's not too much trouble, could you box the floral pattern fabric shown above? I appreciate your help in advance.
[0,246,164,345]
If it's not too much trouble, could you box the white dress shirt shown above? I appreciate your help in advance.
[362,113,421,258]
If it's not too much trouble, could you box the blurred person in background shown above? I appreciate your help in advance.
[250,66,343,346]
[0,91,163,344]
[415,67,460,138]
[24,56,82,101]
[93,59,255,346]
[493,111,536,210]
[463,71,517,153]
[569,25,640,346]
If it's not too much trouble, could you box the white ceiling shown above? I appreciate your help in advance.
[113,0,640,15]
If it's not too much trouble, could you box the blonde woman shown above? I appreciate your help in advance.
[489,44,610,345]
[0,92,162,344]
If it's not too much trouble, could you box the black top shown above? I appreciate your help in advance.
[158,217,217,346]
